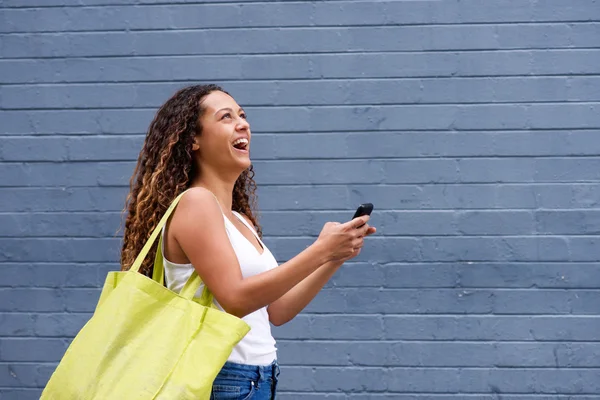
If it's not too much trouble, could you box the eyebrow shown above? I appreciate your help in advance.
[215,107,246,116]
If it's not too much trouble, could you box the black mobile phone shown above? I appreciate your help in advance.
[353,203,374,226]
[353,203,374,219]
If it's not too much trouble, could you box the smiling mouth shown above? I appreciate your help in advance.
[232,138,249,152]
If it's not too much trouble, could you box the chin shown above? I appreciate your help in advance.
[239,159,252,170]
[228,147,252,171]
[232,156,251,171]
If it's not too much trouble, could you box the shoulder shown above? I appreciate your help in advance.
[179,187,218,207]
[173,187,222,221]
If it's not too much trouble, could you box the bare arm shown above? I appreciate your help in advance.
[170,188,369,319]
[267,226,376,326]
[267,260,343,326]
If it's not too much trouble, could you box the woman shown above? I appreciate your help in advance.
[120,84,376,399]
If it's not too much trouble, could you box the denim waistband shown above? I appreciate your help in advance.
[219,360,280,383]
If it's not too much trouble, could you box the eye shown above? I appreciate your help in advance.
[240,112,247,120]
[221,113,232,120]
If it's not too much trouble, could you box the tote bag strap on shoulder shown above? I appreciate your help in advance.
[129,190,203,300]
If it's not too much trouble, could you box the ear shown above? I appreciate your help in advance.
[192,137,200,151]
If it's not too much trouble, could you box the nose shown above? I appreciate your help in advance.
[236,117,250,132]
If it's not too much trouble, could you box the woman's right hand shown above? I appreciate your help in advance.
[315,215,372,262]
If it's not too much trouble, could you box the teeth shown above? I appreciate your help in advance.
[232,138,249,147]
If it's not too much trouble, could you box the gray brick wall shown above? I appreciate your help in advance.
[2,1,600,398]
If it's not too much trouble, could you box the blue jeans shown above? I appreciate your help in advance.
[210,360,280,400]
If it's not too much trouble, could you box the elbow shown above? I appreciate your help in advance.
[223,301,289,326]
[218,293,253,319]
[211,283,254,319]
[220,301,250,320]
[267,308,290,327]
[270,318,287,327]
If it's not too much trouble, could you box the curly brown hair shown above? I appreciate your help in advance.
[120,84,261,276]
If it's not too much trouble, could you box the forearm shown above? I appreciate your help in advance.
[221,242,331,318]
[267,260,343,326]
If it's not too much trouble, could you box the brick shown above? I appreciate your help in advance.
[2,263,113,287]
[0,314,34,336]
[64,136,144,161]
[0,212,122,237]
[535,158,600,182]
[0,137,68,161]
[0,389,42,400]
[0,288,101,312]
[32,313,90,337]
[0,238,120,262]
[0,187,128,212]
[0,162,135,187]
[0,338,69,362]
[0,312,90,337]
[455,210,535,235]
[378,263,459,289]
[280,366,388,392]
[324,262,387,288]
[0,289,64,313]
[457,368,600,393]
[277,395,344,400]
[273,315,385,341]
[568,237,600,261]
[536,210,600,234]
[0,363,54,388]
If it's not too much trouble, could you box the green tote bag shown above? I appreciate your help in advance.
[41,191,250,399]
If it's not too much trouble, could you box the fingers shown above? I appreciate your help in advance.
[359,222,371,236]
[322,216,375,262]
[342,215,370,230]
[352,222,373,239]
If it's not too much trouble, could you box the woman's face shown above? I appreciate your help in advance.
[194,91,252,173]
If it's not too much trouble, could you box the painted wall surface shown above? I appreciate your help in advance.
[1,1,600,398]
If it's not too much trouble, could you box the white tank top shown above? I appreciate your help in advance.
[162,210,279,366]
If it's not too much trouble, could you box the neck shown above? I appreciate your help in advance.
[190,166,239,212]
